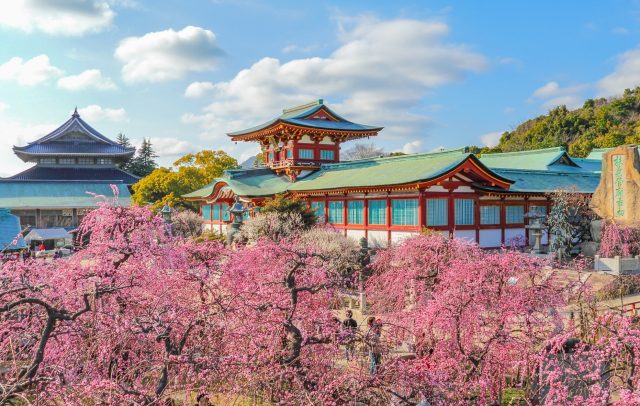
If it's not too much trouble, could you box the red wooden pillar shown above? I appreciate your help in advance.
[474,197,480,244]
[386,194,392,244]
[448,193,455,238]
[524,196,530,246]
[323,195,328,223]
[418,189,425,233]
[500,197,506,245]
[343,197,348,236]
[363,194,369,239]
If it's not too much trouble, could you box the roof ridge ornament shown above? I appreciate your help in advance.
[72,106,79,118]
[282,99,323,114]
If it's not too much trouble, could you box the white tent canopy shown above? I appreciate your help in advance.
[24,228,72,242]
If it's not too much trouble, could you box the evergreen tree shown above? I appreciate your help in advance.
[129,138,158,177]
[116,133,132,148]
[116,133,134,172]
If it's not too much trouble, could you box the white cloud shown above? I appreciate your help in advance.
[503,106,515,113]
[78,105,128,122]
[184,81,215,98]
[131,137,200,166]
[183,17,487,158]
[0,0,115,35]
[282,44,318,54]
[612,27,630,35]
[530,80,586,109]
[402,140,424,154]
[0,55,63,86]
[115,26,224,83]
[480,131,502,147]
[0,119,54,177]
[597,49,640,97]
[57,69,117,91]
[0,102,7,112]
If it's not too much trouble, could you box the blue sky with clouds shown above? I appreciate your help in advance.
[0,0,639,176]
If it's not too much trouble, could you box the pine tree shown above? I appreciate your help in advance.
[129,138,158,177]
[116,133,134,172]
[116,133,132,148]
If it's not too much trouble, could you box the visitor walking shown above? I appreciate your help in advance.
[37,242,45,252]
[365,317,382,374]
[342,310,358,360]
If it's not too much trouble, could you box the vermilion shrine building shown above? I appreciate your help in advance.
[184,100,603,248]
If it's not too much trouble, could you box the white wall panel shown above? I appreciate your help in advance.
[368,230,388,248]
[346,229,366,241]
[479,229,501,248]
[505,228,526,246]
[390,231,417,244]
[454,229,476,243]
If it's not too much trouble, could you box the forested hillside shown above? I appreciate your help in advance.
[491,87,640,157]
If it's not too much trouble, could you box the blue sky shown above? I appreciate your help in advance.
[0,0,639,176]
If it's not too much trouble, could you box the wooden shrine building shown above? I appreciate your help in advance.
[184,100,603,248]
[0,109,137,230]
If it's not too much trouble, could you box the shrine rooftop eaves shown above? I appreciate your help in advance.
[227,99,383,142]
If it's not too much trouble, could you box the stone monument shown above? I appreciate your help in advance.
[590,145,640,225]
[226,196,248,246]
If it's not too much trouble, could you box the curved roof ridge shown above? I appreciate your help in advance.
[495,168,600,176]
[480,146,565,158]
[25,111,122,146]
[321,148,470,170]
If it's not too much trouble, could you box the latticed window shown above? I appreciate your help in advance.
[311,201,325,222]
[455,199,474,225]
[320,150,335,160]
[426,198,447,226]
[286,149,293,159]
[391,199,418,226]
[299,149,314,159]
[212,204,220,221]
[368,200,386,225]
[347,200,364,224]
[268,151,274,161]
[78,158,94,165]
[328,201,344,224]
[221,203,230,221]
[480,205,500,225]
[59,158,75,165]
[506,206,524,224]
[97,158,112,165]
[202,205,211,220]
[39,158,56,164]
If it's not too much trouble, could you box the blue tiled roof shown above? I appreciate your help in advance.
[0,182,132,209]
[228,99,383,137]
[0,208,26,250]
[14,142,133,155]
[13,109,135,160]
[32,109,118,145]
[7,166,139,185]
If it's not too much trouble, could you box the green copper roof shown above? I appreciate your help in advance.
[227,99,382,137]
[183,168,291,199]
[0,182,131,209]
[492,169,601,193]
[586,148,613,160]
[289,148,498,191]
[182,146,606,199]
[480,147,582,171]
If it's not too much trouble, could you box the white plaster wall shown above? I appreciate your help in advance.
[426,185,448,192]
[452,186,474,193]
[454,229,476,243]
[505,228,526,245]
[390,231,417,244]
[479,229,501,248]
[346,229,366,241]
[368,230,388,248]
[300,135,313,143]
[319,136,334,145]
[202,224,213,232]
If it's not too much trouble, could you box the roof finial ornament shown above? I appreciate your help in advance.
[72,106,79,118]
